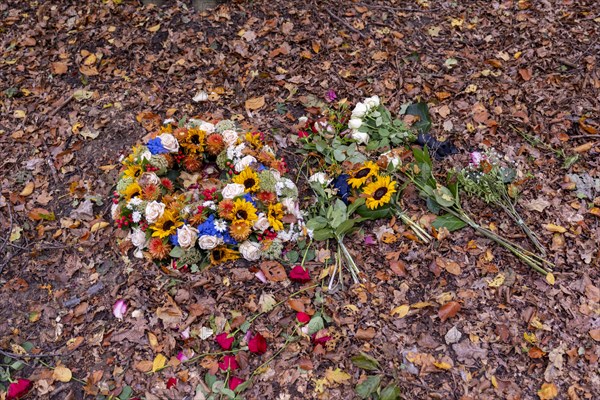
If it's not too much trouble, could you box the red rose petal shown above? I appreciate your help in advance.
[218,355,239,371]
[248,332,267,354]
[215,332,235,350]
[166,377,177,389]
[229,376,245,391]
[289,265,311,283]
[7,379,33,400]
[296,312,311,324]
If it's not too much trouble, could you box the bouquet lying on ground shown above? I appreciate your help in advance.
[457,149,546,254]
[297,95,432,289]
[112,118,305,271]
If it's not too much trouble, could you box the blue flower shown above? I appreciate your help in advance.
[242,193,256,206]
[169,234,179,246]
[257,164,267,172]
[197,214,217,236]
[221,230,237,245]
[147,138,168,155]
[332,174,351,204]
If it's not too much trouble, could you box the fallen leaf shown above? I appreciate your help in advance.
[259,261,287,282]
[589,329,600,341]
[52,366,72,382]
[324,368,351,384]
[572,142,593,153]
[245,96,265,110]
[152,354,167,372]
[436,257,462,276]
[390,304,410,318]
[528,346,546,359]
[438,301,461,322]
[519,68,532,81]
[544,224,566,233]
[147,23,161,32]
[355,327,376,341]
[546,273,556,285]
[134,360,153,372]
[156,295,184,326]
[538,382,559,400]
[20,182,34,196]
[486,273,505,288]
[51,62,68,75]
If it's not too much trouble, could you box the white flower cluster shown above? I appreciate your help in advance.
[348,95,380,144]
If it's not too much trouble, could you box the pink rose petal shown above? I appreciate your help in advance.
[112,299,128,320]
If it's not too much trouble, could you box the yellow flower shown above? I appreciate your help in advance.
[348,161,380,188]
[123,163,143,179]
[123,183,143,202]
[244,132,263,149]
[210,246,239,265]
[267,203,284,231]
[362,175,397,210]
[229,221,251,241]
[151,210,183,238]
[181,128,206,153]
[231,198,258,226]
[232,167,260,193]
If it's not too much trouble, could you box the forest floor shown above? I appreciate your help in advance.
[1,0,599,399]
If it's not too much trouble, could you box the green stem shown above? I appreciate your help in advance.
[250,334,294,378]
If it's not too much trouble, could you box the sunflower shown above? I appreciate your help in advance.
[123,183,143,202]
[151,210,183,238]
[362,175,397,210]
[210,246,239,265]
[232,167,260,193]
[123,163,144,179]
[181,128,206,154]
[244,132,263,149]
[231,199,258,226]
[267,203,284,231]
[348,161,380,188]
[229,221,251,241]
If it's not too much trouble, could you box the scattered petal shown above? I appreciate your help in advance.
[112,299,128,320]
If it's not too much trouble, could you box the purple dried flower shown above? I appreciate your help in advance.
[325,89,337,102]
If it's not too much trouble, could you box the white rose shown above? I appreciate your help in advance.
[253,214,270,231]
[177,224,198,250]
[281,197,302,219]
[139,149,152,162]
[130,228,147,248]
[239,241,261,261]
[351,102,368,118]
[222,183,246,199]
[298,116,308,124]
[351,130,370,144]
[234,155,257,173]
[364,95,380,109]
[199,121,215,133]
[145,201,166,224]
[348,118,362,130]
[158,133,179,153]
[309,172,329,185]
[222,130,238,146]
[197,235,220,250]
[139,172,160,187]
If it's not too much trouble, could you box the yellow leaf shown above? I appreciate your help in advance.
[147,23,161,32]
[450,18,463,27]
[20,182,34,197]
[491,375,498,388]
[324,368,351,384]
[152,354,167,372]
[83,53,96,66]
[72,121,84,134]
[545,273,555,285]
[411,301,433,309]
[523,332,537,344]
[464,84,478,93]
[433,361,452,370]
[90,221,109,233]
[245,96,265,110]
[14,110,26,119]
[148,332,158,350]
[538,382,558,400]
[545,224,566,233]
[53,365,72,382]
[344,304,359,314]
[486,273,505,288]
[390,304,410,318]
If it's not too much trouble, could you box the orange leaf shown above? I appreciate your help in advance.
[287,298,306,313]
[260,261,287,282]
[51,62,68,75]
[245,96,265,110]
[537,382,558,400]
[528,346,546,358]
[519,68,532,81]
[578,116,598,135]
[590,329,600,341]
[438,301,461,322]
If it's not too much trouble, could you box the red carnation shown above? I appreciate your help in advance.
[296,312,311,324]
[248,332,267,354]
[218,355,239,371]
[229,376,245,391]
[289,265,311,283]
[216,332,235,350]
[161,178,174,190]
[166,377,177,389]
[7,379,33,400]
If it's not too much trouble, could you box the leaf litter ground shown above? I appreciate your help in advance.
[0,0,599,399]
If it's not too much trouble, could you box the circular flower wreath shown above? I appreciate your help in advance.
[111,118,306,271]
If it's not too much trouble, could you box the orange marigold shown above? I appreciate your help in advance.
[206,133,225,156]
[256,191,277,205]
[229,221,251,242]
[183,155,203,173]
[141,183,160,201]
[218,199,235,220]
[148,237,171,260]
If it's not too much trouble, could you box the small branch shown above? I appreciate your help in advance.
[0,348,63,360]
[325,9,366,39]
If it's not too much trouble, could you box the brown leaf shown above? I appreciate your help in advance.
[287,298,306,313]
[529,346,546,358]
[438,301,461,322]
[538,382,559,400]
[519,68,532,81]
[355,327,376,341]
[156,295,184,326]
[389,259,407,276]
[436,257,462,276]
[134,360,153,372]
[51,62,68,75]
[589,329,600,342]
[572,142,594,153]
[298,357,313,370]
[260,261,287,282]
[245,96,265,110]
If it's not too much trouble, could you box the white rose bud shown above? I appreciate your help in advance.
[199,121,215,134]
[309,172,329,185]
[221,183,246,199]
[139,149,152,162]
[253,213,271,231]
[145,201,166,224]
[239,241,261,261]
[281,197,302,219]
[351,102,368,118]
[351,130,370,144]
[158,133,179,153]
[130,228,147,248]
[222,130,239,147]
[364,95,380,109]
[138,172,160,187]
[197,235,221,250]
[348,118,362,130]
[177,224,198,250]
[192,90,208,103]
[234,155,257,173]
[298,116,308,124]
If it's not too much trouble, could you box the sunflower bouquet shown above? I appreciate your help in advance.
[457,149,546,254]
[112,118,305,271]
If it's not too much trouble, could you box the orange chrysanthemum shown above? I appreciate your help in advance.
[183,155,203,173]
[173,127,188,141]
[188,212,206,226]
[141,183,160,201]
[218,199,235,220]
[256,191,277,205]
[148,237,171,259]
[206,133,225,156]
[229,221,251,242]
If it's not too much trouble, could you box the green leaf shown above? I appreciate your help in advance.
[286,250,299,264]
[21,342,34,352]
[333,148,346,162]
[118,386,134,400]
[433,186,455,207]
[234,378,252,393]
[306,315,324,335]
[307,216,329,231]
[355,204,392,220]
[347,197,366,215]
[335,219,355,236]
[220,388,236,399]
[405,102,432,133]
[205,373,218,389]
[169,246,184,258]
[312,228,334,241]
[380,383,402,400]
[355,375,382,399]
[10,360,25,371]
[432,214,467,232]
[351,353,380,371]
